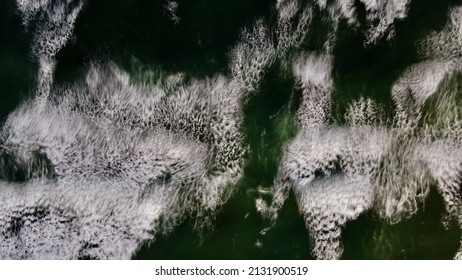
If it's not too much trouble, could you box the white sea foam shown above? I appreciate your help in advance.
[360,0,411,43]
[313,0,410,44]
[164,0,179,24]
[345,97,383,126]
[1,1,289,255]
[266,38,462,260]
[0,97,217,258]
[292,54,333,128]
[0,179,172,259]
[275,0,413,58]
[264,1,461,260]
[419,6,462,58]
[15,0,84,100]
[276,0,313,54]
[273,124,390,259]
[230,20,276,92]
[379,5,462,258]
[314,0,357,26]
[16,0,84,59]
[6,0,461,260]
[15,0,55,27]
[392,58,462,128]
[378,73,462,259]
[258,54,391,259]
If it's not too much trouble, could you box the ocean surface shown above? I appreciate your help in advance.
[0,0,462,259]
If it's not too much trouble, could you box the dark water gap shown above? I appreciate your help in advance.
[0,0,36,122]
[53,0,274,86]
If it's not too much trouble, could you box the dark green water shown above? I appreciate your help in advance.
[1,0,461,259]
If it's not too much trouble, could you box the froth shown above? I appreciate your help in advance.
[381,6,462,257]
[272,124,390,259]
[313,0,410,44]
[292,54,333,128]
[261,54,393,259]
[419,6,462,58]
[15,0,84,100]
[0,179,172,259]
[0,58,251,258]
[360,0,411,43]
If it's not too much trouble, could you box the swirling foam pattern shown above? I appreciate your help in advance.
[2,0,462,260]
[262,4,462,259]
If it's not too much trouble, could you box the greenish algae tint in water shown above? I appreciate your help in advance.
[1,0,462,260]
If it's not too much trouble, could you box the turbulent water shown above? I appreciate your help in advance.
[0,0,462,259]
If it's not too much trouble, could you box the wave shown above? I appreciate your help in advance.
[0,54,255,257]
[261,4,462,259]
[2,0,290,258]
[3,0,460,260]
